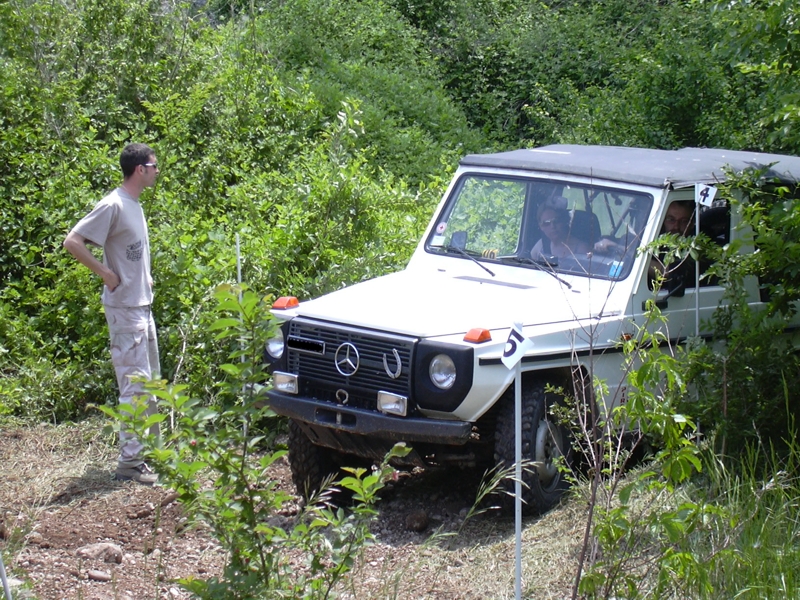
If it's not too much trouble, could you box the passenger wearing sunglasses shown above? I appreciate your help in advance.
[530,198,590,261]
[63,143,161,485]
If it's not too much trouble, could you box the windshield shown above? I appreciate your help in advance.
[426,174,653,280]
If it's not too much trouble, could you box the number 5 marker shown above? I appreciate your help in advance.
[501,322,534,369]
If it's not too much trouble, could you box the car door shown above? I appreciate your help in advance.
[630,198,737,346]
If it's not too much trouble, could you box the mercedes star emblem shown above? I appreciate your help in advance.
[334,342,360,376]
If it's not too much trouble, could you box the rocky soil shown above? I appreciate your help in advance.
[0,420,583,599]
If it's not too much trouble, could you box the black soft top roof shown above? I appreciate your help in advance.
[460,145,800,189]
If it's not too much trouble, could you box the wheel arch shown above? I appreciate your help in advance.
[519,364,592,408]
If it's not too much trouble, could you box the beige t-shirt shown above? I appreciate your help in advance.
[70,188,153,307]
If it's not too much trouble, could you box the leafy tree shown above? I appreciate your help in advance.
[0,0,478,419]
[716,0,800,151]
[680,168,800,452]
[395,0,774,150]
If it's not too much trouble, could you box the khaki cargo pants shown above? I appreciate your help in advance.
[104,305,161,468]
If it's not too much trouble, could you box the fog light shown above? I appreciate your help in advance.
[377,391,407,416]
[272,371,298,394]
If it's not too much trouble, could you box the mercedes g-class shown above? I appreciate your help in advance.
[264,145,800,513]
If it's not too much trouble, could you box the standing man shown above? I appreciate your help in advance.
[64,143,161,485]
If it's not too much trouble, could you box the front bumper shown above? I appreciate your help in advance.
[266,390,472,445]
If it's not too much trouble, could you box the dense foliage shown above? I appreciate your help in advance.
[3,0,800,421]
[389,0,775,149]
[4,0,800,597]
[0,0,477,417]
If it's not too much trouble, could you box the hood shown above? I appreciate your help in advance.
[290,269,600,338]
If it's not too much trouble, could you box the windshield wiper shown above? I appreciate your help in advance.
[499,255,573,290]
[435,245,496,277]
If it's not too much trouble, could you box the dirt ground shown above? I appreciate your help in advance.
[0,419,584,599]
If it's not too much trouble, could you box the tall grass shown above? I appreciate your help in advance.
[689,428,800,600]
[578,398,800,598]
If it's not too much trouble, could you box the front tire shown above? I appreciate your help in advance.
[493,380,572,515]
[287,419,340,500]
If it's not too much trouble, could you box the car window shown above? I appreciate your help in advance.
[427,174,653,280]
[432,176,527,256]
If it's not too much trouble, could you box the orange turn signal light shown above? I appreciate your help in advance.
[273,296,299,310]
[464,328,492,343]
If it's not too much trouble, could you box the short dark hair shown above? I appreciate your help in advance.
[670,200,695,213]
[120,143,155,178]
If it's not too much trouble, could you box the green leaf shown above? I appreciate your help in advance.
[210,318,242,331]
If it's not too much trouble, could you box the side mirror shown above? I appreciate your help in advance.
[648,275,686,310]
[664,272,686,298]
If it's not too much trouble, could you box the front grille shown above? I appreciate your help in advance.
[287,318,416,410]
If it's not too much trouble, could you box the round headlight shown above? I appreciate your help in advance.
[429,354,456,390]
[266,328,285,359]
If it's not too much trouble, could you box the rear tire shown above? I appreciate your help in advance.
[493,380,572,515]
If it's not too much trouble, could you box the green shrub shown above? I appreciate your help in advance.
[1,0,470,419]
[679,169,800,452]
[102,284,410,597]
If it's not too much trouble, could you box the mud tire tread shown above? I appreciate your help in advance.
[287,419,338,500]
[493,380,572,515]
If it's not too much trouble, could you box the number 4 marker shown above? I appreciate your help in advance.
[696,183,717,207]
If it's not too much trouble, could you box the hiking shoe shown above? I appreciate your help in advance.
[114,463,158,485]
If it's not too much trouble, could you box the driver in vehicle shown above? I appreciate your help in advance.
[661,200,695,236]
[649,200,696,288]
[530,197,590,261]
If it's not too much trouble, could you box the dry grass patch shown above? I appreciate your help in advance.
[341,496,585,599]
[0,419,117,512]
[2,418,591,599]
[0,418,225,599]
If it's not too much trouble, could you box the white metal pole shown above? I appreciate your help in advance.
[0,551,12,600]
[695,200,700,334]
[236,233,242,288]
[236,233,244,366]
[515,363,523,600]
[236,233,247,437]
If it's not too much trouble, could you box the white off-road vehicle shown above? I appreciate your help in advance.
[265,145,800,514]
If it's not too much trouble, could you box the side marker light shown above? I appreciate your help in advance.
[273,296,299,309]
[464,328,492,343]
